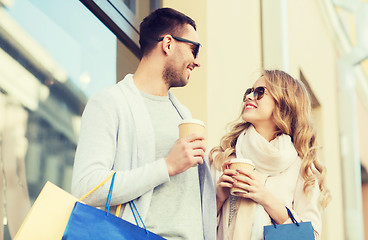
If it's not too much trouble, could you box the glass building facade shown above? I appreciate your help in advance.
[0,0,158,238]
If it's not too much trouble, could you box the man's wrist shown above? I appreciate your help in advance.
[164,157,174,176]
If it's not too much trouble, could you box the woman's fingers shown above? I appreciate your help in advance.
[221,159,234,171]
[233,181,252,192]
[218,173,235,184]
[235,168,255,179]
[218,181,233,188]
[223,168,238,176]
[233,172,253,185]
[217,169,239,189]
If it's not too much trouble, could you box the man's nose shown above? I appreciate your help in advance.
[193,57,201,68]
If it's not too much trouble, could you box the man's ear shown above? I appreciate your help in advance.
[161,35,174,56]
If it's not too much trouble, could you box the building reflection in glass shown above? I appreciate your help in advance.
[0,0,119,239]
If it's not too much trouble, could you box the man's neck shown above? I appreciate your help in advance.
[133,57,169,96]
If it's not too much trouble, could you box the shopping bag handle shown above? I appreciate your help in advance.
[78,172,122,217]
[79,172,117,201]
[270,207,300,228]
[104,172,117,215]
[103,173,149,235]
[77,171,148,234]
[129,201,149,235]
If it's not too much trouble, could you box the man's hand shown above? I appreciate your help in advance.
[165,133,206,176]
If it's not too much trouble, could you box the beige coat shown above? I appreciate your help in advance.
[211,159,322,240]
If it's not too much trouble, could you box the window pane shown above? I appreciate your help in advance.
[6,0,117,97]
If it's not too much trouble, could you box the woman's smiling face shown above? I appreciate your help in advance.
[242,76,276,132]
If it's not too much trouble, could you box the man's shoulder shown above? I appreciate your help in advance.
[89,76,135,103]
[88,84,123,103]
[84,75,140,117]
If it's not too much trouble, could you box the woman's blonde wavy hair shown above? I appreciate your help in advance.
[209,69,331,209]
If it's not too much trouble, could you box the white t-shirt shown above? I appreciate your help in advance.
[140,91,204,240]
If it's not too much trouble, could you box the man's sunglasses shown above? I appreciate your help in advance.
[157,35,202,58]
[243,86,267,101]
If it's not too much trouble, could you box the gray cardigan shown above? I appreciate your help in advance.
[71,74,216,239]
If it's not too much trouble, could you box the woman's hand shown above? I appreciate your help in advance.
[233,168,290,224]
[232,168,269,205]
[216,160,238,214]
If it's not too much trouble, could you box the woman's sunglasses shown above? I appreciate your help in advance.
[157,35,202,58]
[243,86,267,102]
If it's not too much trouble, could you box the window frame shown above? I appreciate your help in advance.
[79,0,161,59]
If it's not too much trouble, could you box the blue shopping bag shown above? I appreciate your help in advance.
[264,207,315,240]
[62,172,165,240]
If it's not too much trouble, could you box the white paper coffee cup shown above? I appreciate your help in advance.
[178,119,206,167]
[178,119,206,138]
[229,158,255,196]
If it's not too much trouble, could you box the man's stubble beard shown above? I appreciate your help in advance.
[162,61,188,88]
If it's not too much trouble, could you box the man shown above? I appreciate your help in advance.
[71,7,216,240]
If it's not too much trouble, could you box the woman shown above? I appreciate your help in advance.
[209,70,330,240]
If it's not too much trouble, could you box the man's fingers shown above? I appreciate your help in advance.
[184,133,205,142]
[193,149,205,157]
[194,156,204,165]
[189,138,206,150]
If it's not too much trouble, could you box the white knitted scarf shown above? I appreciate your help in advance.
[236,125,298,176]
